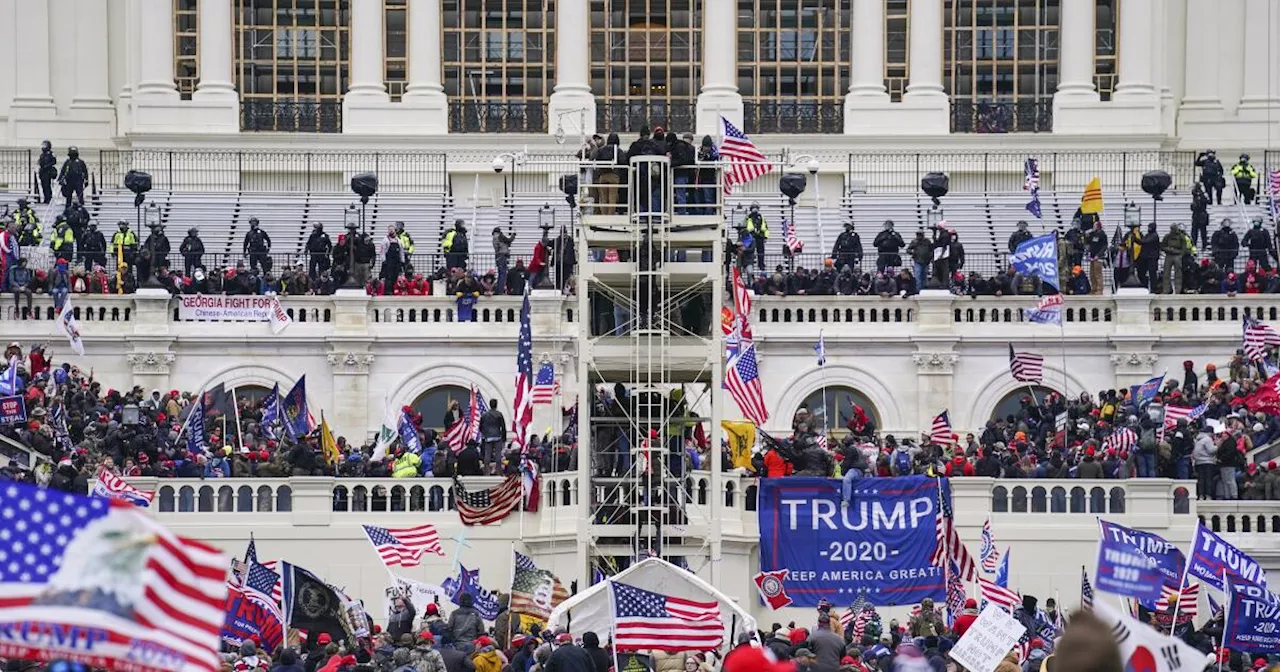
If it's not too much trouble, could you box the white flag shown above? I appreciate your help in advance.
[57,298,85,356]
[1093,600,1211,672]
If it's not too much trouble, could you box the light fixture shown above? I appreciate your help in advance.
[144,202,161,229]
[343,204,359,230]
[123,403,139,426]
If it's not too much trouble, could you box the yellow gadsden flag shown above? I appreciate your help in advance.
[320,412,341,465]
[1080,176,1103,215]
[721,421,757,470]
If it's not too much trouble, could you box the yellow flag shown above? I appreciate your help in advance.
[320,413,340,465]
[721,421,757,470]
[1080,176,1103,214]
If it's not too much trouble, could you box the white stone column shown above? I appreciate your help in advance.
[402,0,448,133]
[1179,0,1222,112]
[694,0,741,136]
[194,0,236,99]
[549,0,596,135]
[345,0,389,101]
[71,0,113,108]
[846,0,887,99]
[904,0,945,99]
[1239,0,1280,110]
[135,0,179,99]
[1113,0,1156,99]
[10,0,54,108]
[1054,0,1098,100]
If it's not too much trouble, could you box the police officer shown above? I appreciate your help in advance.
[395,221,415,263]
[1242,218,1276,271]
[49,216,75,262]
[57,146,89,208]
[306,222,332,279]
[80,221,107,269]
[872,219,905,272]
[139,223,170,283]
[1232,153,1259,205]
[1190,180,1211,249]
[1195,149,1225,205]
[744,202,768,271]
[831,221,863,270]
[110,221,138,269]
[243,217,272,274]
[442,219,468,270]
[37,140,57,204]
[180,227,205,276]
[1008,220,1033,253]
[1211,219,1240,271]
[13,198,40,246]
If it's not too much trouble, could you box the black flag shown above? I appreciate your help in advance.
[282,563,350,647]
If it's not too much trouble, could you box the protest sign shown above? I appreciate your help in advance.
[0,395,26,425]
[949,604,1027,672]
[177,294,293,333]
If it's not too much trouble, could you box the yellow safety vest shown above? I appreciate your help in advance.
[397,231,414,255]
[51,227,74,253]
[111,230,137,252]
[442,230,456,253]
[392,452,421,478]
[1232,163,1258,180]
[746,215,768,238]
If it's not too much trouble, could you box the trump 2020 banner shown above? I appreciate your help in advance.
[220,585,284,654]
[1187,522,1269,592]
[1095,520,1176,603]
[757,476,944,607]
[1009,233,1059,289]
[1226,576,1280,653]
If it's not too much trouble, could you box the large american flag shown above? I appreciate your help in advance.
[445,386,482,454]
[0,482,228,672]
[1154,581,1199,619]
[1008,345,1044,383]
[611,581,723,653]
[513,288,534,451]
[1269,169,1280,221]
[1163,402,1208,428]
[92,465,155,507]
[726,344,769,424]
[1243,316,1280,362]
[782,217,803,253]
[719,116,772,195]
[1081,566,1095,610]
[455,475,523,525]
[361,524,444,567]
[980,518,1001,573]
[930,410,955,445]
[531,361,559,405]
[1103,427,1138,453]
[978,577,1021,612]
[931,481,977,581]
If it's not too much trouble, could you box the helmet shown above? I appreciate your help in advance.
[249,217,260,226]
[67,146,79,158]
[1241,153,1251,161]
[188,227,198,235]
[749,201,760,211]
[313,222,323,230]
[40,140,50,151]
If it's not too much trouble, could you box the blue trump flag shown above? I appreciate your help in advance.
[1009,233,1058,290]
[995,549,1011,588]
[398,407,422,453]
[282,376,311,439]
[260,382,281,439]
[187,395,206,455]
[757,476,945,607]
[1128,374,1165,409]
[1186,522,1270,593]
[1226,576,1280,653]
[442,565,500,620]
[1095,520,1180,603]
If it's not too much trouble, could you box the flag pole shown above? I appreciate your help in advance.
[508,542,518,647]
[608,580,623,672]
[231,386,245,451]
[1219,568,1229,672]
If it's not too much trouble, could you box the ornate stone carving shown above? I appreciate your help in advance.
[1109,352,1159,368]
[327,352,375,374]
[126,351,175,375]
[912,352,958,373]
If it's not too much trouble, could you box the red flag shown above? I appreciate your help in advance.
[753,569,793,610]
[1246,372,1280,416]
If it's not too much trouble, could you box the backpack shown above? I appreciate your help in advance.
[892,448,912,476]
[1139,427,1156,452]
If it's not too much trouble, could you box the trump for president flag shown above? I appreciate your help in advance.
[0,481,228,672]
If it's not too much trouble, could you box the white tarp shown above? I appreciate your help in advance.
[546,558,756,642]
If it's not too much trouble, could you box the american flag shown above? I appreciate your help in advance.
[1243,316,1280,362]
[946,558,967,627]
[91,465,155,507]
[1269,169,1280,221]
[1008,345,1044,383]
[930,410,955,445]
[782,217,803,253]
[1154,581,1199,619]
[1081,566,1095,610]
[842,591,871,631]
[1024,158,1042,219]
[850,605,877,642]
[1014,630,1033,664]
[980,518,1001,573]
[611,581,724,653]
[445,386,482,453]
[242,560,284,650]
[718,116,772,195]
[726,344,769,425]
[531,361,558,405]
[1163,402,1208,427]
[361,524,444,567]
[0,481,228,672]
[1104,427,1138,453]
[979,577,1021,612]
[455,475,524,525]
[931,480,977,581]
[513,287,534,452]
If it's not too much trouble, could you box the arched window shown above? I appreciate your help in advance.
[990,386,1057,423]
[232,384,274,406]
[799,386,880,438]
[412,385,477,432]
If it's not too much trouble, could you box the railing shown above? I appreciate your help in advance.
[950,99,1054,134]
[1198,501,1280,534]
[743,100,843,134]
[240,99,343,133]
[97,149,449,194]
[596,100,698,135]
[449,100,548,133]
[0,149,33,193]
[847,150,1210,193]
[759,250,1011,279]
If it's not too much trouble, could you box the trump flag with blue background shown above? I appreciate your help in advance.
[1095,520,1184,603]
[1009,233,1058,290]
[757,476,945,607]
[1225,576,1280,653]
[1186,522,1269,593]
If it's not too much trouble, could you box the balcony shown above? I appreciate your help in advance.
[449,100,548,133]
[743,100,843,134]
[240,99,343,133]
[950,99,1053,134]
[596,100,697,135]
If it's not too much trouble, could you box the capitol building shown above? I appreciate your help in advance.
[2,0,1280,627]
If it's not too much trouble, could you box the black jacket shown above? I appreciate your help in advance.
[545,644,596,672]
[479,408,506,441]
[244,228,272,253]
[180,234,204,256]
[38,149,57,177]
[58,157,88,187]
[307,230,333,254]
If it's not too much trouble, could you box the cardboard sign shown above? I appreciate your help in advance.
[949,604,1028,672]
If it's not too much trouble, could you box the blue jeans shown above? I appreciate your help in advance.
[913,262,928,291]
[674,174,691,213]
[842,469,863,502]
[1135,450,1156,478]
[1174,456,1189,481]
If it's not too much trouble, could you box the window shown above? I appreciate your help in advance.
[885,0,909,101]
[411,385,473,432]
[175,0,200,99]
[798,386,879,439]
[592,0,700,133]
[737,0,846,132]
[444,0,555,132]
[946,0,1057,133]
[385,0,407,100]
[1094,0,1118,100]
[989,386,1056,422]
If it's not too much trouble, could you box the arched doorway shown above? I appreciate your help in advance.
[232,384,274,406]
[799,386,879,437]
[990,386,1056,422]
[411,385,473,432]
